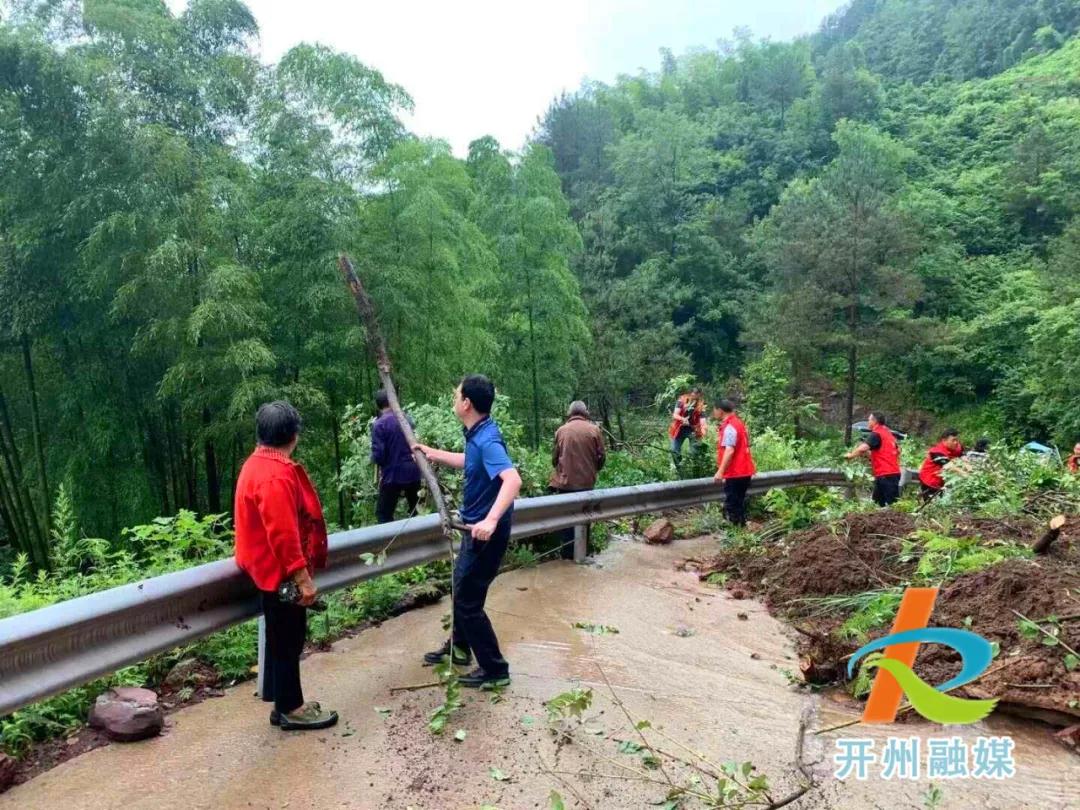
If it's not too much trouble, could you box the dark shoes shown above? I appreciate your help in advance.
[458,668,511,690]
[422,639,472,667]
[271,701,339,731]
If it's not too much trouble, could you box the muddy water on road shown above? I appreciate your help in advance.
[2,535,1075,809]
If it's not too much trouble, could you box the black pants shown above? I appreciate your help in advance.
[260,590,307,715]
[452,519,511,677]
[547,486,590,559]
[873,474,901,507]
[920,482,942,503]
[723,476,752,526]
[375,481,420,524]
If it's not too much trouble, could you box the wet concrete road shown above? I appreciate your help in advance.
[3,535,1077,809]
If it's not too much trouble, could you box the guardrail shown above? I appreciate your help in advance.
[0,468,848,716]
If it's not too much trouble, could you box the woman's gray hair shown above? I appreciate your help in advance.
[567,400,589,418]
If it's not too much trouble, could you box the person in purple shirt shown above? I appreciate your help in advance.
[371,389,422,524]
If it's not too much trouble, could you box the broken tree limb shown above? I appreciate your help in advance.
[389,680,441,693]
[1033,514,1066,555]
[337,253,464,536]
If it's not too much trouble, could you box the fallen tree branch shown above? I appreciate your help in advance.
[337,253,463,536]
[389,681,441,693]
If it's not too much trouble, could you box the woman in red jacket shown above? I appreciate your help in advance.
[234,401,338,731]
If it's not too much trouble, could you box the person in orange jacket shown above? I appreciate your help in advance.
[669,387,707,472]
[712,399,757,526]
[234,401,338,731]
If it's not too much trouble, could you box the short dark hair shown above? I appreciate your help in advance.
[459,374,496,415]
[940,427,960,440]
[256,401,302,447]
[375,389,390,410]
[691,386,703,395]
[715,399,736,414]
[974,437,990,452]
[868,411,887,426]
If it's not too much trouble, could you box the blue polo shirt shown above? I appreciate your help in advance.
[460,417,515,524]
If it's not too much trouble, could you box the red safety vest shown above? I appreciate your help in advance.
[717,414,757,479]
[919,441,963,490]
[870,424,901,478]
[668,396,706,440]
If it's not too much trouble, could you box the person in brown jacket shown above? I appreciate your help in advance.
[548,401,606,559]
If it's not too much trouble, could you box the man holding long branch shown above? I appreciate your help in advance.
[414,375,521,689]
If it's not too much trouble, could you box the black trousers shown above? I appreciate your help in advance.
[375,481,420,524]
[452,519,511,677]
[723,476,752,526]
[873,474,901,507]
[260,590,307,715]
[920,482,942,503]
[547,486,590,559]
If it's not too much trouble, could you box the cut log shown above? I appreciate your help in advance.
[1033,514,1066,554]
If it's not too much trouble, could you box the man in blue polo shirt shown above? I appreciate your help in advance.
[413,374,522,688]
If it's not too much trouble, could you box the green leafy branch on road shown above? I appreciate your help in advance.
[538,666,816,808]
[427,655,464,735]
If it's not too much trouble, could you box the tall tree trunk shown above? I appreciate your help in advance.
[21,335,50,541]
[0,485,19,553]
[202,408,221,513]
[329,387,346,527]
[598,396,613,436]
[0,462,30,557]
[0,389,46,565]
[616,405,626,443]
[525,269,541,450]
[184,435,198,510]
[845,304,858,446]
[166,414,183,512]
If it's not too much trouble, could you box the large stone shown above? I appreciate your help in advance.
[163,658,218,690]
[0,752,16,791]
[643,518,675,545]
[88,687,163,742]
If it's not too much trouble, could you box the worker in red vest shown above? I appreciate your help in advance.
[846,411,902,506]
[669,387,707,473]
[918,428,964,500]
[712,399,756,526]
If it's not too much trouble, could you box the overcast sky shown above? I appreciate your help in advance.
[171,0,847,155]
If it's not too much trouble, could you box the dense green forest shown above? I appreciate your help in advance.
[3,0,1080,565]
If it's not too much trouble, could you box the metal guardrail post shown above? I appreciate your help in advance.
[572,524,587,563]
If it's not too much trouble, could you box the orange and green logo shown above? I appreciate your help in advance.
[847,587,998,725]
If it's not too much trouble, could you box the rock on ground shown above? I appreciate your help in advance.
[162,658,218,691]
[88,687,163,742]
[643,518,675,544]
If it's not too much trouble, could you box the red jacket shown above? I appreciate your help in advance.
[919,441,964,490]
[870,424,901,478]
[717,414,757,479]
[233,446,328,592]
[668,396,706,440]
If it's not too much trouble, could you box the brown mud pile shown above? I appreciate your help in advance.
[686,510,1080,725]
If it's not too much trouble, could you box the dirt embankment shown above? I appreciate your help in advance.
[685,511,1080,727]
